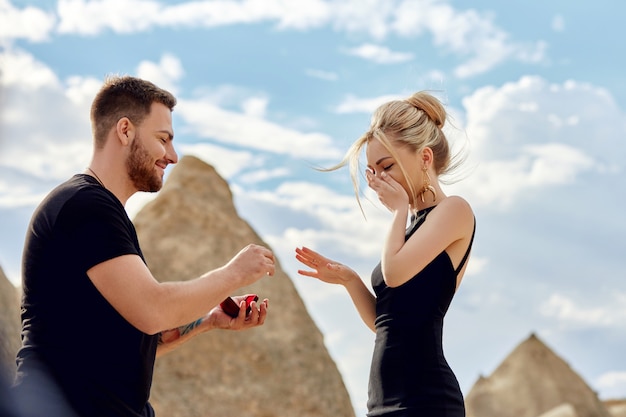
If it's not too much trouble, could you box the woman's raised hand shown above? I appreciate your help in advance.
[366,170,409,213]
[295,246,359,286]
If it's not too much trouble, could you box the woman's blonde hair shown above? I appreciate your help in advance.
[326,91,460,212]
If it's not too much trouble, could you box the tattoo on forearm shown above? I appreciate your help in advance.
[179,318,203,336]
[158,317,203,345]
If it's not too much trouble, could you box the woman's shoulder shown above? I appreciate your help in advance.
[437,195,473,217]
[430,195,474,234]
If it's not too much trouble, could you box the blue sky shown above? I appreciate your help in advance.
[1,1,625,415]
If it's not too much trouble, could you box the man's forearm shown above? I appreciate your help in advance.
[156,317,207,357]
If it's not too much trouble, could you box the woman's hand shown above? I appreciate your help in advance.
[295,246,359,286]
[366,170,409,213]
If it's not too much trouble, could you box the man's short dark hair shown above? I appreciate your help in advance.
[90,75,177,148]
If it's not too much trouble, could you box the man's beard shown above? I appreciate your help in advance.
[126,135,163,193]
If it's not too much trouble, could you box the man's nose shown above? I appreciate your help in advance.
[167,145,178,164]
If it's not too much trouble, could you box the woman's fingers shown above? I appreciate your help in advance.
[295,246,330,269]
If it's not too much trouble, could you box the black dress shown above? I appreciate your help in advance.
[367,206,475,417]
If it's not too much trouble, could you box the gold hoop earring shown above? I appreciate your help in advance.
[420,168,437,203]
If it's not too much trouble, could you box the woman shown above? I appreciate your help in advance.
[295,91,475,416]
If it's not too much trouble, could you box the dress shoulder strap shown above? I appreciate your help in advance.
[455,217,476,276]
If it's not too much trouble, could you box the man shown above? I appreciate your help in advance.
[13,76,275,417]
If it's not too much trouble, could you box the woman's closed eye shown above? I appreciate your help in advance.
[382,163,394,171]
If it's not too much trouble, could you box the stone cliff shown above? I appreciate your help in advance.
[2,155,624,417]
[134,155,356,417]
[465,333,611,417]
[0,267,20,382]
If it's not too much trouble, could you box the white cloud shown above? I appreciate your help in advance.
[3,139,91,181]
[245,181,388,260]
[126,191,158,220]
[261,0,331,30]
[0,0,56,43]
[552,14,565,32]
[64,76,103,107]
[334,93,405,114]
[178,143,257,180]
[421,70,447,86]
[0,50,96,211]
[248,181,358,214]
[238,167,290,184]
[0,47,59,89]
[344,43,414,64]
[464,255,487,277]
[177,97,342,160]
[188,84,260,108]
[0,49,93,191]
[539,293,626,328]
[56,0,331,34]
[392,0,546,78]
[2,3,625,410]
[0,47,344,211]
[331,0,396,39]
[57,0,161,35]
[48,0,543,78]
[136,53,185,95]
[241,97,268,118]
[462,143,594,207]
[327,80,623,210]
[595,371,626,400]
[523,143,593,184]
[304,68,339,81]
[0,176,49,208]
[458,76,626,208]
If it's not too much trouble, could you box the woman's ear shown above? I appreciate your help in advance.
[421,147,434,168]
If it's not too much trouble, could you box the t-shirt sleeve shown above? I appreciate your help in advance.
[57,188,141,273]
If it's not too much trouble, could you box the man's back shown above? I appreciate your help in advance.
[15,174,158,417]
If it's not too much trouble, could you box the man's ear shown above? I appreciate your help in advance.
[116,117,135,146]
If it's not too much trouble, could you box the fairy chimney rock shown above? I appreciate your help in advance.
[605,400,626,417]
[536,403,578,417]
[0,266,20,380]
[465,333,610,417]
[133,155,355,417]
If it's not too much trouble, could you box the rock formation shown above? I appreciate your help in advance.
[0,266,20,381]
[3,155,624,417]
[465,333,611,417]
[134,155,356,417]
[606,400,626,417]
[536,403,578,417]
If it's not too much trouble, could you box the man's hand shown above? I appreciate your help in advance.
[210,295,269,330]
[225,244,276,287]
[156,295,269,357]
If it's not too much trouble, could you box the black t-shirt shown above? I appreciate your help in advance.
[15,174,158,417]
